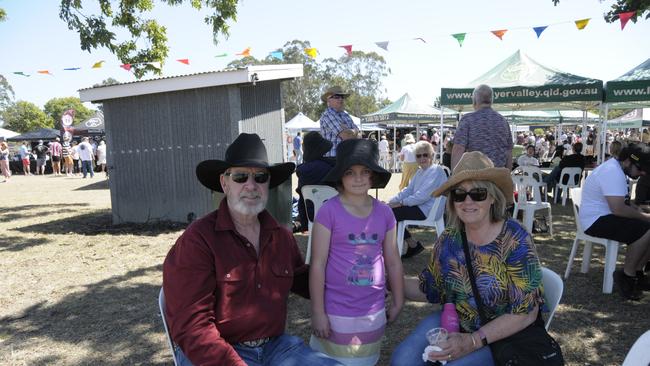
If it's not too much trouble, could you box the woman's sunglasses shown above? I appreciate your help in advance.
[416,153,429,158]
[225,171,270,184]
[450,187,488,202]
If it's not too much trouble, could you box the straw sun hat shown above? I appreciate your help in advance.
[432,151,514,205]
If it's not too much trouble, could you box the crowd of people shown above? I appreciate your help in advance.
[0,136,107,180]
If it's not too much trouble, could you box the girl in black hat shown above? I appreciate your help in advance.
[309,139,404,365]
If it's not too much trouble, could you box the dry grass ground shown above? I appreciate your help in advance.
[0,174,648,365]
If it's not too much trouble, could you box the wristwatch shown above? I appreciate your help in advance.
[477,329,488,346]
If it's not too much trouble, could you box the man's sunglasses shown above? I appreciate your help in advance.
[329,94,345,100]
[416,153,429,158]
[450,187,488,202]
[225,171,270,184]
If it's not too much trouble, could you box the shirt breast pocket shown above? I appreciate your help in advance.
[271,263,294,294]
[215,267,248,321]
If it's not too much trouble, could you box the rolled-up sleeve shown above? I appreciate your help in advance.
[401,167,447,207]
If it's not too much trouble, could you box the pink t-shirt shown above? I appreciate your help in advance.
[315,196,396,317]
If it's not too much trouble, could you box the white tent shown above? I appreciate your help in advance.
[0,127,19,139]
[284,112,319,131]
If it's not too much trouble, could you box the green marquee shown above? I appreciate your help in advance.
[605,58,650,108]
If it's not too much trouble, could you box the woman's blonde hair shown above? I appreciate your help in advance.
[446,180,508,230]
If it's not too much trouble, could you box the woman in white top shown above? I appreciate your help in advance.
[398,134,418,190]
[388,141,448,258]
[516,145,540,167]
[96,140,107,176]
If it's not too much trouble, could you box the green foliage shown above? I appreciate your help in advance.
[533,128,545,136]
[2,101,53,133]
[59,0,239,78]
[93,77,120,87]
[0,8,6,21]
[43,97,95,130]
[0,74,15,111]
[551,0,649,22]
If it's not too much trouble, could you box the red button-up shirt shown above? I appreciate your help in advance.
[163,199,309,366]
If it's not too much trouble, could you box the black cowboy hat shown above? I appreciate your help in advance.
[196,133,295,192]
[302,132,333,163]
[322,139,391,189]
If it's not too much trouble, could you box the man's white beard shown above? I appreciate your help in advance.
[229,193,267,216]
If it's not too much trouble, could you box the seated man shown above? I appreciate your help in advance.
[580,143,650,301]
[516,144,540,167]
[544,142,585,186]
[163,133,341,366]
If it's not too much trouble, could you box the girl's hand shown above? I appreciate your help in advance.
[426,333,475,362]
[387,300,403,323]
[311,311,331,339]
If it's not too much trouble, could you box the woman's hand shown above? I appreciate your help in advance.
[388,202,402,208]
[387,299,403,323]
[426,333,476,362]
[311,311,331,339]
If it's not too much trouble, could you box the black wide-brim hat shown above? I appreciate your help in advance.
[196,133,295,192]
[302,131,333,162]
[322,139,391,189]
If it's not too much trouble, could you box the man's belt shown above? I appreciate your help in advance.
[237,336,274,348]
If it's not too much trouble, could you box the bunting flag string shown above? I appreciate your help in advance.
[4,12,636,79]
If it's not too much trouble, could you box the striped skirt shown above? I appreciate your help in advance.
[309,309,386,366]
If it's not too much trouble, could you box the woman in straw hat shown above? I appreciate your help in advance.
[398,133,418,190]
[391,151,556,366]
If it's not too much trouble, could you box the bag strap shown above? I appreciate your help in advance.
[461,230,490,326]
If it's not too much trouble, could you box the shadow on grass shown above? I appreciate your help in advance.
[15,209,187,236]
[0,265,169,365]
[73,179,109,191]
[0,235,50,252]
[0,203,91,223]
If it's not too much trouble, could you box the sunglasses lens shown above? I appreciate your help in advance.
[254,172,270,183]
[451,188,488,202]
[230,173,249,183]
[228,172,270,184]
[416,154,429,158]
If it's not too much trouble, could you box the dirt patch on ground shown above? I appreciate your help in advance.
[0,174,648,365]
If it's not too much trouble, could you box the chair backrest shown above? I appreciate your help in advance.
[541,267,563,330]
[512,175,542,204]
[301,185,338,224]
[569,187,584,232]
[559,167,582,186]
[158,288,179,366]
[622,330,650,366]
[441,165,451,178]
[520,166,544,184]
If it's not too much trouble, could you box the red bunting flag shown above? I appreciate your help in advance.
[120,64,132,71]
[491,29,507,40]
[37,70,53,75]
[619,11,635,30]
[339,45,353,56]
[177,59,190,65]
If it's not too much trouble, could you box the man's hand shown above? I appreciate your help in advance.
[339,129,359,141]
[311,311,331,339]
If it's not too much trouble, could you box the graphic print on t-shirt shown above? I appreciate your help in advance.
[346,231,379,286]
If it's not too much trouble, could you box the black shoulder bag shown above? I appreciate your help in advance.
[461,230,564,366]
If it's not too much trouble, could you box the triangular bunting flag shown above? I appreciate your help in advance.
[491,29,507,40]
[236,47,251,57]
[452,33,466,47]
[120,64,132,71]
[92,61,105,69]
[63,67,81,71]
[148,61,162,69]
[575,18,590,30]
[270,51,284,60]
[304,48,318,59]
[413,37,427,43]
[37,70,53,75]
[339,45,353,56]
[533,26,548,38]
[619,11,635,30]
[215,53,228,57]
[177,59,190,65]
[375,41,389,51]
[13,71,30,77]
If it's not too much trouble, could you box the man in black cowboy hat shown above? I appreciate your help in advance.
[319,86,359,157]
[163,133,341,366]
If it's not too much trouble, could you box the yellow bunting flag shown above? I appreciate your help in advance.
[92,61,105,68]
[236,47,251,57]
[574,18,590,30]
[304,48,318,59]
[491,29,508,40]
[37,70,53,75]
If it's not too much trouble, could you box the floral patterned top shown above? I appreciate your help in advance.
[419,218,547,332]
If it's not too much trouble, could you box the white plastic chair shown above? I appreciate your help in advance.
[512,175,553,236]
[158,288,179,366]
[301,185,338,264]
[396,197,445,256]
[520,166,547,201]
[555,167,582,205]
[565,187,620,294]
[622,330,650,366]
[541,267,563,331]
[441,165,451,178]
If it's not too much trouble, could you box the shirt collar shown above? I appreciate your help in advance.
[214,198,279,232]
[326,106,344,114]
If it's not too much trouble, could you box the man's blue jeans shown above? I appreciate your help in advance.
[81,160,94,178]
[174,334,343,366]
[390,312,495,366]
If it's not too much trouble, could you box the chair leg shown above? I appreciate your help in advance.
[581,241,593,273]
[524,210,534,234]
[547,208,553,236]
[602,242,619,294]
[396,222,406,256]
[565,237,580,279]
[435,219,445,240]
[562,188,568,206]
[305,222,314,265]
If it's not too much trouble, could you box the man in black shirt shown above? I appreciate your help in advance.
[544,142,585,186]
[34,140,49,175]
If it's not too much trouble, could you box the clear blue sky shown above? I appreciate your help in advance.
[0,0,648,112]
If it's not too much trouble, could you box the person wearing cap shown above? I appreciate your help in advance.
[452,84,513,170]
[163,133,341,366]
[310,138,404,365]
[295,132,335,232]
[392,151,553,366]
[319,86,359,157]
[34,140,49,175]
[579,143,650,301]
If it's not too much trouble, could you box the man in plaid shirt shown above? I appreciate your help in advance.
[319,86,359,157]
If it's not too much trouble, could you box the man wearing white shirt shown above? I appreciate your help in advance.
[517,145,539,167]
[78,137,95,178]
[378,135,390,169]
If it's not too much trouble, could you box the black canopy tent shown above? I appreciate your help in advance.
[7,128,60,142]
[72,111,104,136]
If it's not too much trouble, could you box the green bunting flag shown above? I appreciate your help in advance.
[452,33,466,47]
